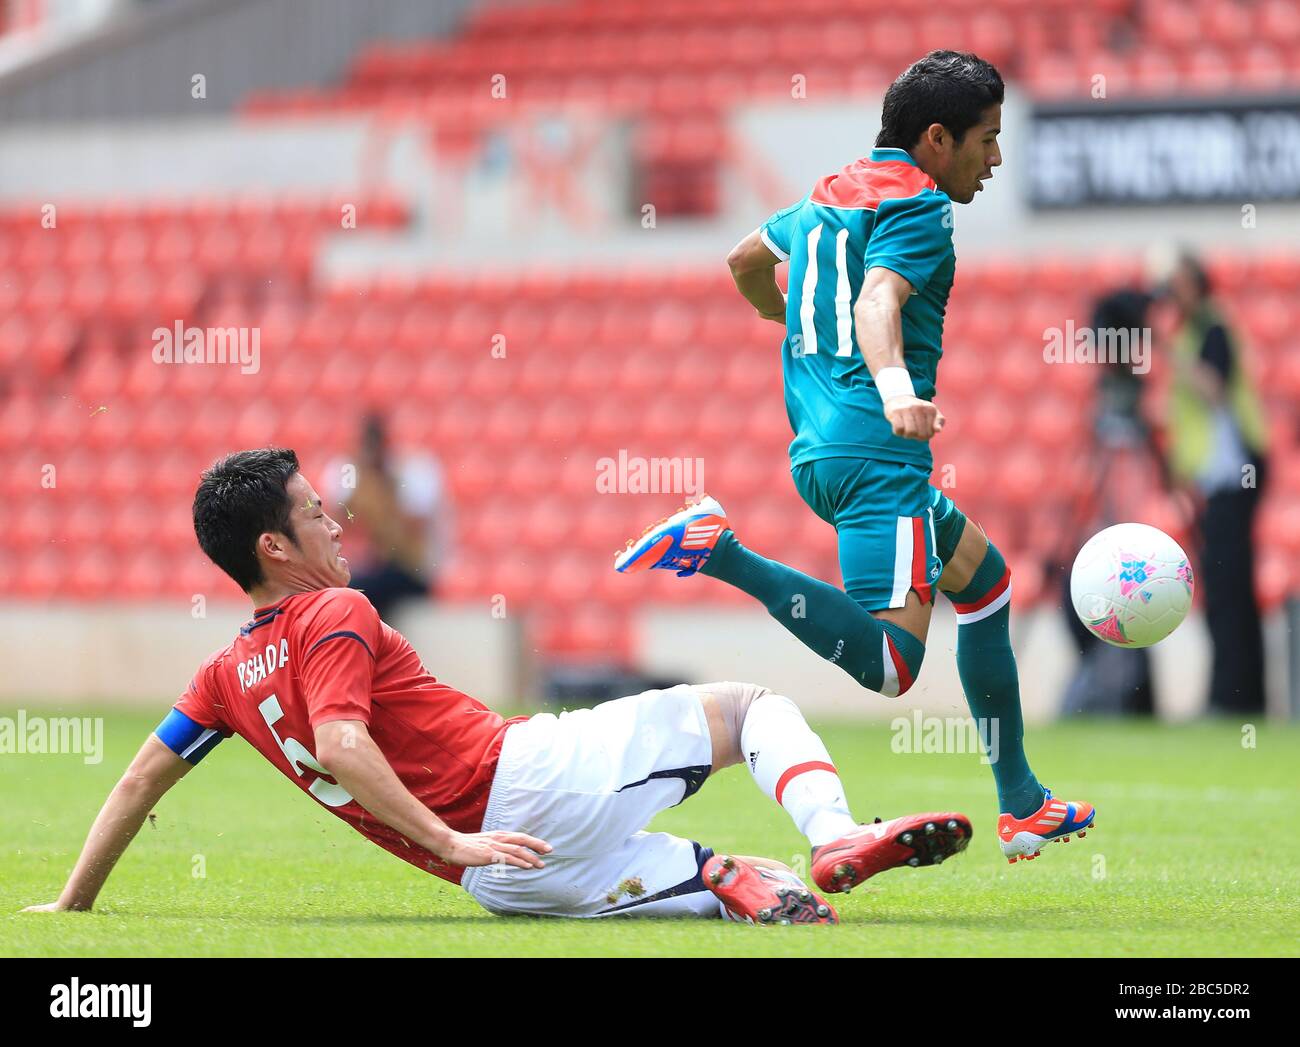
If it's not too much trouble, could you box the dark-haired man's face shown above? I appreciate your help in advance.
[930,103,1002,204]
[1168,262,1204,315]
[258,472,350,592]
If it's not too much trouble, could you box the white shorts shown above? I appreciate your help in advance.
[461,683,724,919]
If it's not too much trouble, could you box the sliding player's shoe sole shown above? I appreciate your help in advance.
[703,855,838,926]
[811,813,973,894]
[999,788,1095,862]
[614,496,727,577]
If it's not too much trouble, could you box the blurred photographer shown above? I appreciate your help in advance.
[1163,252,1270,715]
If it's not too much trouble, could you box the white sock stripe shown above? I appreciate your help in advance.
[879,631,900,698]
[953,583,1013,625]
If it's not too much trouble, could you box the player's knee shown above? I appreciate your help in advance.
[932,493,968,568]
[980,540,1008,585]
[697,681,771,767]
[948,540,1012,621]
[878,621,925,697]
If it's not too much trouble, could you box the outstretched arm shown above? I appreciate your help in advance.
[23,735,193,912]
[727,228,786,324]
[315,719,551,870]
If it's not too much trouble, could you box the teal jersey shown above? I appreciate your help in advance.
[761,147,955,470]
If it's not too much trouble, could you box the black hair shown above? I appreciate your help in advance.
[1092,288,1153,334]
[876,50,1004,151]
[193,448,301,592]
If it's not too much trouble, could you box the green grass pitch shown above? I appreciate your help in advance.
[2,708,1297,957]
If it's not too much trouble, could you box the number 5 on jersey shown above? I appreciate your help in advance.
[258,693,353,808]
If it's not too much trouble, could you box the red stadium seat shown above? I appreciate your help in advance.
[930,451,985,504]
[63,547,118,600]
[999,448,1050,511]
[1259,0,1300,45]
[1232,43,1289,91]
[1131,49,1182,95]
[484,555,543,609]
[476,399,531,449]
[1144,0,1201,48]
[13,547,66,599]
[519,495,571,552]
[1270,350,1300,401]
[79,399,133,453]
[1181,46,1234,93]
[1203,0,1256,47]
[1256,548,1293,612]
[1005,554,1046,609]
[439,552,488,603]
[1258,499,1300,558]
[503,446,560,500]
[580,394,636,443]
[1025,393,1084,450]
[967,397,1017,450]
[534,604,631,661]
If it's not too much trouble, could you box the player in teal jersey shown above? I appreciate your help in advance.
[617,52,1095,872]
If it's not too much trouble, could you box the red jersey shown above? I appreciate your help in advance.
[171,587,524,885]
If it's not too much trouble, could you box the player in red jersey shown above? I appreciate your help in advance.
[22,449,970,921]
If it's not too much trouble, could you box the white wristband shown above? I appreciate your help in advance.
[875,366,915,403]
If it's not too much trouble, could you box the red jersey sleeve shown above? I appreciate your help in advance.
[297,589,381,727]
[172,658,234,737]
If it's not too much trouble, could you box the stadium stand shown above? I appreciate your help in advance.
[2,0,1296,662]
[2,184,1296,657]
[242,0,1300,120]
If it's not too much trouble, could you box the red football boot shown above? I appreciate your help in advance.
[702,855,838,925]
[811,812,973,894]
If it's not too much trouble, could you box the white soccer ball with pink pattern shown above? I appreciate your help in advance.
[1070,523,1194,649]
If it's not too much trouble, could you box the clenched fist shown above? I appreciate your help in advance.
[884,396,946,441]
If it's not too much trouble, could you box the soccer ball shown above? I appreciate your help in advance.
[1069,523,1194,648]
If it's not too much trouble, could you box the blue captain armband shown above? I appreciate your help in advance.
[155,708,224,765]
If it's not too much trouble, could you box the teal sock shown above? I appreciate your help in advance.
[701,531,924,694]
[949,544,1044,818]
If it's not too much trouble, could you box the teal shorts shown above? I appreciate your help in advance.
[792,457,968,611]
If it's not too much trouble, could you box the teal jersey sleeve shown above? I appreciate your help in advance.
[759,195,808,261]
[864,190,953,294]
